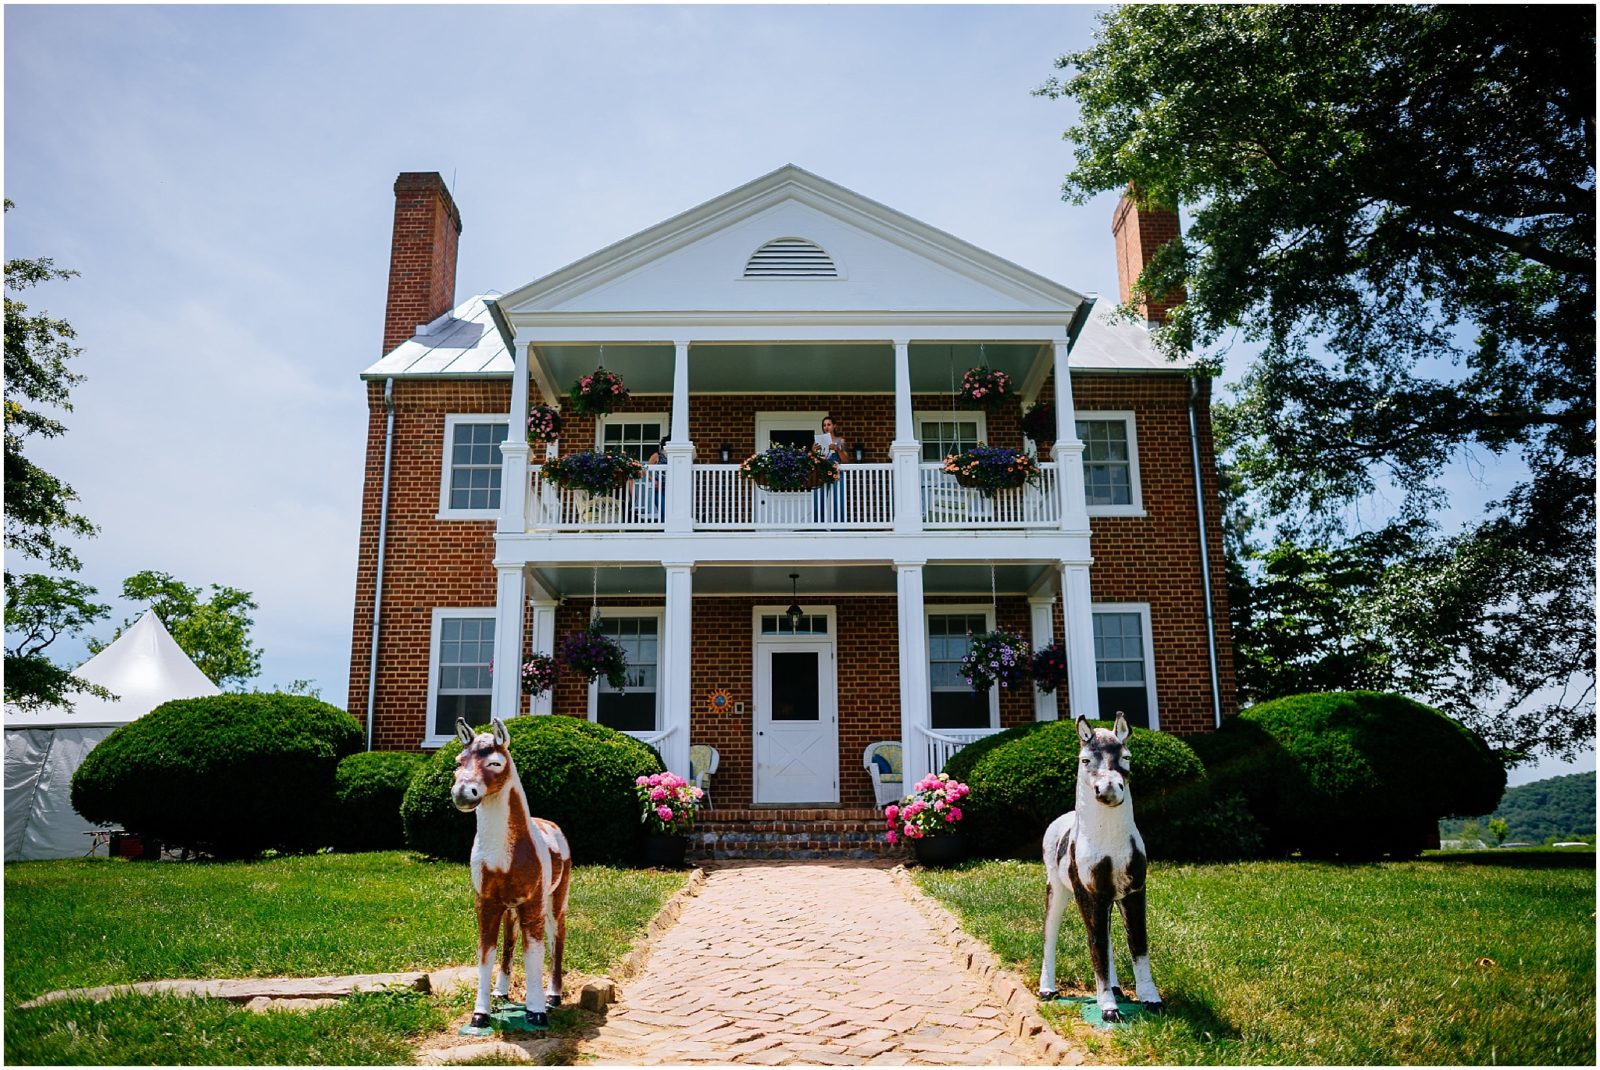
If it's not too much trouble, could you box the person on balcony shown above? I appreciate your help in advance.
[814,415,848,523]
[638,436,667,520]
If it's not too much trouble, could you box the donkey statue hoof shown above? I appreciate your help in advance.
[1038,989,1059,1001]
[1101,1007,1123,1024]
[546,991,562,1007]
[1141,1000,1165,1014]
[468,1012,492,1029]
[526,1011,549,1029]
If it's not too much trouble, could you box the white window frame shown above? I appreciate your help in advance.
[585,606,665,736]
[1091,602,1160,731]
[1076,410,1145,517]
[422,606,497,749]
[914,410,987,462]
[437,414,511,520]
[754,411,829,452]
[924,603,1001,731]
[593,414,669,460]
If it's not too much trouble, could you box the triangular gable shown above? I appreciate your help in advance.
[497,165,1086,317]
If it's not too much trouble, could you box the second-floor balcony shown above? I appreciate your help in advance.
[525,461,1063,532]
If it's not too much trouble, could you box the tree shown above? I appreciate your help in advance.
[92,570,263,689]
[1043,5,1595,759]
[1487,817,1510,847]
[4,574,111,712]
[4,201,105,712]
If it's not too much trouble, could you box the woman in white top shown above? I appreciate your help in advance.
[814,415,847,522]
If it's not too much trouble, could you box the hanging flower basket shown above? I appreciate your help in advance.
[739,444,840,492]
[527,404,562,445]
[959,630,1032,692]
[569,367,630,416]
[1031,641,1068,695]
[1021,401,1056,444]
[520,653,559,697]
[942,445,1041,498]
[542,449,643,497]
[556,623,629,689]
[958,367,1012,411]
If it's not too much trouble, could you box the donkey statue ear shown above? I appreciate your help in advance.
[491,718,510,746]
[456,718,475,746]
[1076,715,1093,744]
[1112,712,1131,743]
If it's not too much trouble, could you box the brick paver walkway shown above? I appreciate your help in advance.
[577,862,1042,1065]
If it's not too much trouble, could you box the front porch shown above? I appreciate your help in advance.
[486,561,1108,810]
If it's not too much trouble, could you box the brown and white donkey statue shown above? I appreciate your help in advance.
[451,717,572,1030]
[1038,713,1164,1021]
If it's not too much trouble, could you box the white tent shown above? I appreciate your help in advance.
[5,611,219,860]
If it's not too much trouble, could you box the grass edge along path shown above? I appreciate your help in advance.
[916,853,1595,1065]
[4,852,687,1065]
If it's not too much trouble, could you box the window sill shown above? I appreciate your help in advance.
[435,510,502,522]
[1086,506,1147,519]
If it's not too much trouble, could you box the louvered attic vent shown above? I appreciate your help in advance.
[744,238,838,278]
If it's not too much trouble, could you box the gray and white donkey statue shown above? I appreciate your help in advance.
[1038,713,1164,1021]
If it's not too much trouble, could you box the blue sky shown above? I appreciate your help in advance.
[5,4,1588,785]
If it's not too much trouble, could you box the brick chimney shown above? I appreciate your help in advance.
[1111,188,1185,326]
[382,172,463,354]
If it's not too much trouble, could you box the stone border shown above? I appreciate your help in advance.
[17,971,432,1011]
[890,864,1085,1066]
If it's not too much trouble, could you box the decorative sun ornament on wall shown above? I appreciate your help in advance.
[706,689,733,713]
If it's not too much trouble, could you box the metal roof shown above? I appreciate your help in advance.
[1070,304,1195,373]
[360,292,512,380]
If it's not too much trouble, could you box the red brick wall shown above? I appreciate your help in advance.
[349,375,1233,754]
[1040,370,1237,736]
[382,173,463,355]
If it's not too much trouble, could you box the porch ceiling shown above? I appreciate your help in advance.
[526,561,1057,600]
[531,342,1043,395]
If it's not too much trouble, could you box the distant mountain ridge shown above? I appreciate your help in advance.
[1440,770,1596,843]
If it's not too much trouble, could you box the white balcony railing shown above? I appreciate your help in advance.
[913,724,1006,775]
[919,463,1061,528]
[527,465,667,530]
[693,463,895,530]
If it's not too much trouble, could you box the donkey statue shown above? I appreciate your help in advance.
[451,717,573,1030]
[1038,713,1163,1021]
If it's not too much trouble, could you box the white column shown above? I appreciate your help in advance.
[1052,339,1090,534]
[492,565,528,720]
[894,560,931,789]
[661,562,694,777]
[1029,594,1059,722]
[889,340,922,534]
[664,341,695,534]
[499,340,532,534]
[528,598,558,716]
[1059,562,1099,722]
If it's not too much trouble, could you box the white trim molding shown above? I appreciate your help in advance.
[923,603,1001,731]
[1091,601,1160,731]
[583,605,667,735]
[422,606,498,749]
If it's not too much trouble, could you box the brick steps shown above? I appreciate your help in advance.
[690,807,901,860]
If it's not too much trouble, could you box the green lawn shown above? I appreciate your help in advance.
[918,852,1595,1065]
[5,852,685,1065]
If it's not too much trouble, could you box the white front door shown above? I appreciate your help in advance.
[754,639,838,804]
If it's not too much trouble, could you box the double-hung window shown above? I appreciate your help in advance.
[1092,604,1158,729]
[426,609,495,745]
[1075,412,1143,515]
[926,609,998,730]
[916,412,985,463]
[439,415,510,518]
[587,611,662,734]
[598,418,666,462]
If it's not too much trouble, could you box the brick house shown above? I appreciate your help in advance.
[347,165,1235,814]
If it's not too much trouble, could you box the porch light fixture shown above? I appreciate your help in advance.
[786,573,803,625]
[720,443,733,463]
[852,443,865,463]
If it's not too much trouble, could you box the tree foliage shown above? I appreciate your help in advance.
[1043,5,1595,758]
[91,570,263,689]
[3,573,112,712]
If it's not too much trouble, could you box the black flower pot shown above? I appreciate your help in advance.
[643,834,688,869]
[911,835,965,868]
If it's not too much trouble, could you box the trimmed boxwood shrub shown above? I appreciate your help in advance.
[71,694,362,858]
[401,715,664,864]
[1233,691,1506,859]
[333,751,428,852]
[943,720,1232,860]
